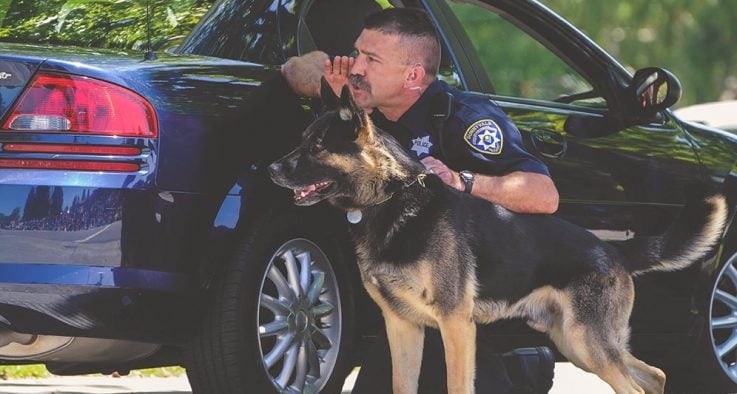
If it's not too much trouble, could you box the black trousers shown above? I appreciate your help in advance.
[352,325,515,394]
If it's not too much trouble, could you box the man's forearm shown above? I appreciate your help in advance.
[420,157,558,214]
[471,171,559,214]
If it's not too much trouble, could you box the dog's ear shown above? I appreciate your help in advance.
[320,77,339,113]
[338,84,367,134]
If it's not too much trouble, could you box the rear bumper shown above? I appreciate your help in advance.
[0,169,239,345]
[0,263,197,344]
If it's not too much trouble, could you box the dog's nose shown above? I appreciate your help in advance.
[268,161,287,180]
[267,162,283,180]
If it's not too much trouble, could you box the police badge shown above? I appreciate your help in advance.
[464,119,503,155]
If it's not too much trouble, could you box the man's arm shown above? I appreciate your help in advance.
[421,157,559,214]
[281,51,330,98]
[282,52,355,99]
[471,171,559,214]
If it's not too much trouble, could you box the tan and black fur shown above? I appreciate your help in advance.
[268,80,729,394]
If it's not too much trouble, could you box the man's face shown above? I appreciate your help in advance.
[349,29,412,110]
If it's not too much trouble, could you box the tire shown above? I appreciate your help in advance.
[665,252,737,393]
[186,210,356,394]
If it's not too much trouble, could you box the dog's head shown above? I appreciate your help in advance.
[269,78,421,208]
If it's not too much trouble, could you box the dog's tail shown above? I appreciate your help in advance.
[612,190,729,276]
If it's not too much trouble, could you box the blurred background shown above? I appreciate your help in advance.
[0,0,737,108]
[0,0,734,108]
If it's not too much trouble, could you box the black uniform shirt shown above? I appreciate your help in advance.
[371,79,549,177]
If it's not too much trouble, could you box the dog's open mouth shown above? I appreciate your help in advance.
[293,181,332,203]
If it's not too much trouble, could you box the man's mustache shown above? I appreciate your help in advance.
[349,75,371,92]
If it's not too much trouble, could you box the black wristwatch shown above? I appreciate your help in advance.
[459,170,475,194]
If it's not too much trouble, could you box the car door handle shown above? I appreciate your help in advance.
[530,128,567,159]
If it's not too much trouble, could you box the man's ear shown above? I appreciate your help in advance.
[320,76,339,113]
[404,64,427,90]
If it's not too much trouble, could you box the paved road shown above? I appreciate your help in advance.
[0,363,614,393]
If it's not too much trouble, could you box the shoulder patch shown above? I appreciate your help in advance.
[464,119,503,155]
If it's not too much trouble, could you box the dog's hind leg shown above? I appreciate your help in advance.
[384,311,425,394]
[622,351,666,394]
[546,273,649,394]
[549,319,644,394]
[438,316,476,394]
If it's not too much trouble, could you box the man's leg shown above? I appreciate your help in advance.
[477,325,555,394]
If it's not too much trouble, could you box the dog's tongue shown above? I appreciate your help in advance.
[295,184,317,199]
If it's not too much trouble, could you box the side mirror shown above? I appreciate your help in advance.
[565,68,682,138]
[630,67,682,115]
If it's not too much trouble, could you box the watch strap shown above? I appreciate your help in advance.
[460,171,474,193]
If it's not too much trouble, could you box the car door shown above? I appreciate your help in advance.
[429,0,706,334]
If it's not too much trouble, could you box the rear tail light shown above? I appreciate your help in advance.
[0,159,139,172]
[2,72,157,137]
[2,143,141,156]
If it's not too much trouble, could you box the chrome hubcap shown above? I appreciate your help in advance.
[710,253,737,383]
[257,238,341,393]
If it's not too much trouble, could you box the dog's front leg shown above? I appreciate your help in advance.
[384,311,425,394]
[439,317,476,394]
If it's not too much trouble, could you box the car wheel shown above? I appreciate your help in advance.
[186,212,355,394]
[666,252,737,393]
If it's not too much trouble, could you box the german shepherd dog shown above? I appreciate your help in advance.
[268,80,728,394]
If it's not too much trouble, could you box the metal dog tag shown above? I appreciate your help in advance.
[347,210,363,224]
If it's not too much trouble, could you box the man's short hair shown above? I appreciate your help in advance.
[364,8,441,77]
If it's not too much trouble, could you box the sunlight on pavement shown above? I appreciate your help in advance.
[0,363,614,393]
[0,376,192,393]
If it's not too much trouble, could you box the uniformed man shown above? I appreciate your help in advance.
[282,7,558,393]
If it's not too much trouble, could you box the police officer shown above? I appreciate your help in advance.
[282,7,558,393]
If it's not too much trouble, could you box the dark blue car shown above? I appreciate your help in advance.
[2,0,737,392]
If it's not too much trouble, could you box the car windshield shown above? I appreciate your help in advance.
[0,0,212,50]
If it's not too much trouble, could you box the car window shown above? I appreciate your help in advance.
[445,1,604,107]
[298,1,463,88]
[178,0,293,64]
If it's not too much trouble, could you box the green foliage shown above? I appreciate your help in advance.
[451,0,736,106]
[540,0,737,106]
[449,2,597,102]
[0,364,185,379]
[0,364,51,379]
[130,366,185,377]
[0,0,213,50]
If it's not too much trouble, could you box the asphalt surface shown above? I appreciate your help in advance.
[0,363,614,393]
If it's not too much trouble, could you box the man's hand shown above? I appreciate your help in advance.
[421,156,463,191]
[420,156,559,213]
[281,51,329,98]
[325,56,354,96]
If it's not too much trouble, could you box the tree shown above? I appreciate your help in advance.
[0,0,213,50]
[50,187,63,216]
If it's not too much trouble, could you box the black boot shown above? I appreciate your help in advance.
[502,346,555,393]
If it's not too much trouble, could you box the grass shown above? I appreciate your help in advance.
[0,365,186,379]
[0,365,50,379]
[128,366,186,378]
